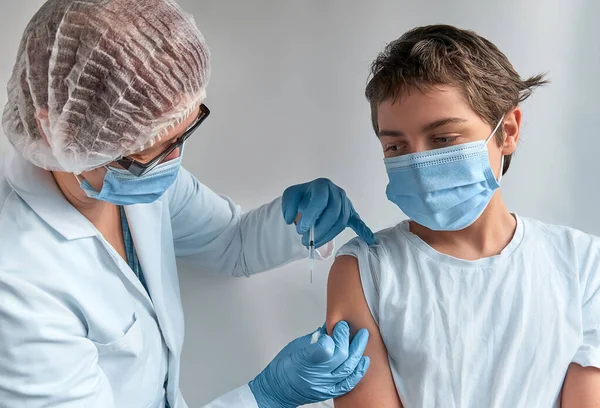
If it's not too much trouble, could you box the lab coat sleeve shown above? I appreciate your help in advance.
[202,384,259,408]
[169,167,317,277]
[0,272,116,408]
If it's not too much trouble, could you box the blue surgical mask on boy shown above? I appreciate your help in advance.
[78,150,183,206]
[384,116,505,231]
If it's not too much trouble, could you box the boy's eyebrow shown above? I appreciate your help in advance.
[378,117,468,138]
[378,129,405,138]
[422,117,468,132]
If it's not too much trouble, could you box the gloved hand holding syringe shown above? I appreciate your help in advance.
[282,178,376,283]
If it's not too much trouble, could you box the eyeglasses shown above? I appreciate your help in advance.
[116,104,210,177]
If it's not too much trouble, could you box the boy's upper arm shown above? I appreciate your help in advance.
[326,255,403,408]
[561,363,600,407]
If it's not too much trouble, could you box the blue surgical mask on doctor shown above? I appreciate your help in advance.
[77,103,210,206]
[385,116,505,231]
[78,148,183,206]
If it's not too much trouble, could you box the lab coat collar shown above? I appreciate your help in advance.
[124,203,177,348]
[5,147,178,347]
[124,202,163,300]
[4,146,98,240]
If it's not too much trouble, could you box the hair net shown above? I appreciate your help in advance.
[2,0,210,174]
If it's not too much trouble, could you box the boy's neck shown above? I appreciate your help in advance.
[409,192,517,261]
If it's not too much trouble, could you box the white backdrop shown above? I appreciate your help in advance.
[1,0,599,406]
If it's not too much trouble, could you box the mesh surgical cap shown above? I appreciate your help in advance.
[2,0,210,173]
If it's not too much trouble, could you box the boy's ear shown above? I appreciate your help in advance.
[501,107,522,156]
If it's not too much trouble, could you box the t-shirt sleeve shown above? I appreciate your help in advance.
[337,237,382,326]
[572,235,600,368]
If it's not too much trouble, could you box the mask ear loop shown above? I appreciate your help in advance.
[485,114,506,144]
[74,165,110,190]
[485,114,506,183]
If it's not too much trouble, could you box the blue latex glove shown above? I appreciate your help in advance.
[248,321,370,408]
[282,178,375,248]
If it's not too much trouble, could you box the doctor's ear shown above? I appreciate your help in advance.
[500,107,522,156]
[34,108,50,146]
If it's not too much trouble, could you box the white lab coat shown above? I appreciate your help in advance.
[0,146,325,408]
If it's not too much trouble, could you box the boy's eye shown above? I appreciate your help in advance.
[433,136,459,144]
[384,142,408,153]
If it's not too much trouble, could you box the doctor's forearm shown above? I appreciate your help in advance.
[175,196,306,277]
[235,197,306,275]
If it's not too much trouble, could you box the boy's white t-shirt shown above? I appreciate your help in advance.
[337,215,600,408]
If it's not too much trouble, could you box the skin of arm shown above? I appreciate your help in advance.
[562,363,600,408]
[326,255,403,408]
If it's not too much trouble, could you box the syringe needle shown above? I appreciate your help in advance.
[309,224,315,284]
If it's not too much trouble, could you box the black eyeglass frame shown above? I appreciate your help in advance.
[116,104,210,177]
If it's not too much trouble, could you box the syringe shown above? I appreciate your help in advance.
[309,224,315,283]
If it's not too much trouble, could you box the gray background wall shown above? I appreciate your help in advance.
[1,0,598,406]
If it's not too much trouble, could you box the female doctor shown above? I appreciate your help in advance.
[0,0,374,407]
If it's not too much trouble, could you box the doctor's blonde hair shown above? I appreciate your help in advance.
[365,24,549,175]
